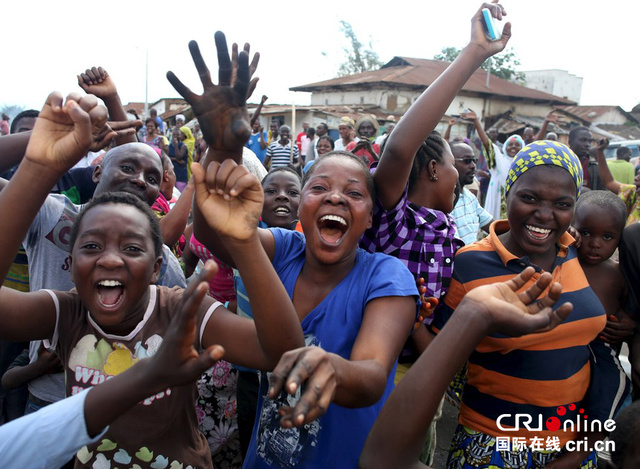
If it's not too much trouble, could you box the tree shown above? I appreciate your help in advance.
[434,47,525,83]
[337,21,383,77]
[0,105,24,121]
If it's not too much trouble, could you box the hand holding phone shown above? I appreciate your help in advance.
[482,8,502,41]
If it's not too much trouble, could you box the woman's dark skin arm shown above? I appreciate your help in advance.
[78,67,137,146]
[374,3,511,210]
[535,111,559,140]
[85,265,224,436]
[593,137,622,194]
[158,179,195,247]
[360,269,572,469]
[461,109,492,155]
[250,95,268,128]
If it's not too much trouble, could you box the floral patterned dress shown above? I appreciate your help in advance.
[196,360,242,468]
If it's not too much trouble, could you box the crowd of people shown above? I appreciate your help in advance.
[0,2,639,469]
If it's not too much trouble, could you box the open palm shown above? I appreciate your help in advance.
[167,32,259,153]
[462,268,572,337]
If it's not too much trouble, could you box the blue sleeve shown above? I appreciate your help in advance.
[474,198,492,228]
[364,255,419,324]
[0,389,106,468]
[585,340,631,421]
[270,228,305,269]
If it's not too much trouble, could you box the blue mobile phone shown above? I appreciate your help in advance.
[482,8,501,41]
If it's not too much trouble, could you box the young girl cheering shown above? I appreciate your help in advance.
[0,92,305,468]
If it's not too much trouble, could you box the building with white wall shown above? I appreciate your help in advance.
[522,69,583,104]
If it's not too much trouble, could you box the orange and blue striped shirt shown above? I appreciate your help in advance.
[431,221,628,445]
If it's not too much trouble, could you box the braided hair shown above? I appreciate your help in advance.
[408,131,446,195]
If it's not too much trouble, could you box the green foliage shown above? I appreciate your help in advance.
[434,47,525,83]
[338,21,383,77]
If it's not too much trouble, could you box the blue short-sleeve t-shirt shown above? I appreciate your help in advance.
[243,228,417,469]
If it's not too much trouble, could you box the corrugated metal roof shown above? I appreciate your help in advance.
[247,104,401,123]
[291,56,574,104]
[555,105,638,124]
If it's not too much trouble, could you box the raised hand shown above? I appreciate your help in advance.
[89,119,141,152]
[462,267,572,336]
[167,32,259,152]
[77,66,118,100]
[25,92,107,174]
[230,42,261,99]
[545,111,560,123]
[267,347,337,428]
[596,137,610,151]
[145,260,225,388]
[460,109,478,121]
[192,159,264,241]
[469,1,511,58]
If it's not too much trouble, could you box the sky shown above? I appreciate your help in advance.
[2,0,638,116]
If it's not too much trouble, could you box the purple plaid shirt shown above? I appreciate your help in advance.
[359,188,463,301]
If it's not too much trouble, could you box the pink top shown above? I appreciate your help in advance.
[345,140,380,166]
[189,234,236,303]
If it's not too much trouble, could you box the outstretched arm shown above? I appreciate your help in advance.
[78,67,136,145]
[593,137,622,194]
[84,264,224,435]
[0,132,32,177]
[443,118,456,142]
[360,268,572,469]
[374,2,511,209]
[195,160,304,370]
[250,95,268,128]
[0,92,113,341]
[268,295,416,428]
[167,32,272,266]
[0,266,224,468]
[535,111,559,140]
[158,179,195,247]
[461,109,492,154]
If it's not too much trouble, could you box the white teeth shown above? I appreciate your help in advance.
[319,215,347,226]
[274,207,290,214]
[526,225,551,234]
[98,280,122,287]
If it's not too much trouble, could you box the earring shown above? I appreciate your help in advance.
[430,175,438,182]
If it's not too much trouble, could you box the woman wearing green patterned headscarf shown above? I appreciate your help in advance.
[434,141,628,468]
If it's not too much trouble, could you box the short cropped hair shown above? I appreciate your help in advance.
[617,146,632,160]
[568,126,590,144]
[10,110,39,134]
[575,189,628,233]
[262,166,301,187]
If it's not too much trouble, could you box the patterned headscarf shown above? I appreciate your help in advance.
[505,140,583,197]
[502,134,525,156]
